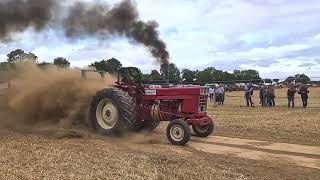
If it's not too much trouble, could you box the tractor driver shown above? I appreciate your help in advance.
[121,72,136,85]
[122,75,134,84]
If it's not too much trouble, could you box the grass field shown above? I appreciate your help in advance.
[0,87,319,179]
[211,87,320,146]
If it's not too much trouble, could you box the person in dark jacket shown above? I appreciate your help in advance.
[259,86,266,107]
[244,83,254,107]
[298,85,310,108]
[267,85,276,107]
[287,84,296,108]
[263,87,269,106]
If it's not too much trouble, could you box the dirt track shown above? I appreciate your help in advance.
[1,129,320,180]
[189,136,320,170]
[1,86,320,179]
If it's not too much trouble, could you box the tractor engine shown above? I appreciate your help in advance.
[141,86,210,123]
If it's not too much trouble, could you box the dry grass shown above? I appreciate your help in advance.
[0,87,319,179]
[0,131,248,180]
[1,131,319,180]
[210,88,320,146]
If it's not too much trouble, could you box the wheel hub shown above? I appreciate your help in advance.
[96,98,119,130]
[103,107,113,121]
[170,125,184,141]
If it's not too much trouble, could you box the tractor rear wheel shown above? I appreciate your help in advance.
[89,88,136,135]
[192,119,214,137]
[167,119,191,146]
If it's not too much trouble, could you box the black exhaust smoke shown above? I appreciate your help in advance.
[0,0,56,40]
[0,0,169,65]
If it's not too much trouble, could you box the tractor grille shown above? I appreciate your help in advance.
[199,87,209,112]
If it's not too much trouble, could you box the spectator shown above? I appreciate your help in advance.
[287,84,296,108]
[298,85,310,108]
[209,86,215,103]
[263,87,269,107]
[268,86,276,107]
[215,86,220,105]
[215,84,225,105]
[259,86,267,107]
[244,83,254,107]
[220,84,225,105]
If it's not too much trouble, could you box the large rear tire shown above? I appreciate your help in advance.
[192,119,214,137]
[89,88,136,135]
[167,119,191,146]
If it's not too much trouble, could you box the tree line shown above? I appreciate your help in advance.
[0,49,313,84]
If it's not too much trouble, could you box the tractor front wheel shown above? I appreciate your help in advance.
[167,119,191,146]
[192,119,214,137]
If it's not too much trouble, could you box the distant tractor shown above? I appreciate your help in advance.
[88,67,214,146]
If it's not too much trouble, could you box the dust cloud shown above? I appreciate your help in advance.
[0,63,163,144]
[0,62,115,137]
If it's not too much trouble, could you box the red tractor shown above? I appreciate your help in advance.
[89,67,214,145]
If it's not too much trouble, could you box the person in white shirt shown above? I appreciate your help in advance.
[209,87,215,102]
[215,84,225,105]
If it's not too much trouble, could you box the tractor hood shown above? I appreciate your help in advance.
[146,86,200,96]
[143,85,209,114]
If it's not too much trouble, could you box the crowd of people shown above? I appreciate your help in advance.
[208,83,311,108]
[257,83,310,108]
[286,84,310,108]
[209,84,225,106]
[258,85,276,107]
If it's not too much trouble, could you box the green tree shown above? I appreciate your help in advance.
[295,74,311,84]
[7,49,24,63]
[182,69,197,82]
[105,58,122,73]
[160,64,169,79]
[54,57,70,68]
[285,76,295,83]
[211,69,225,81]
[196,67,214,83]
[222,71,236,82]
[285,74,310,84]
[91,58,122,74]
[141,74,152,83]
[7,49,37,63]
[160,63,181,82]
[195,68,260,83]
[233,69,261,81]
[150,70,163,81]
[90,60,108,71]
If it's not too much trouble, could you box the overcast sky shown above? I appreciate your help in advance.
[1,0,320,79]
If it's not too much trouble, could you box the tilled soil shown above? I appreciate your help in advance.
[190,136,320,169]
[0,87,319,179]
[0,129,319,180]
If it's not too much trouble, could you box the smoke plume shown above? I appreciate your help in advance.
[0,0,169,65]
[0,0,56,40]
